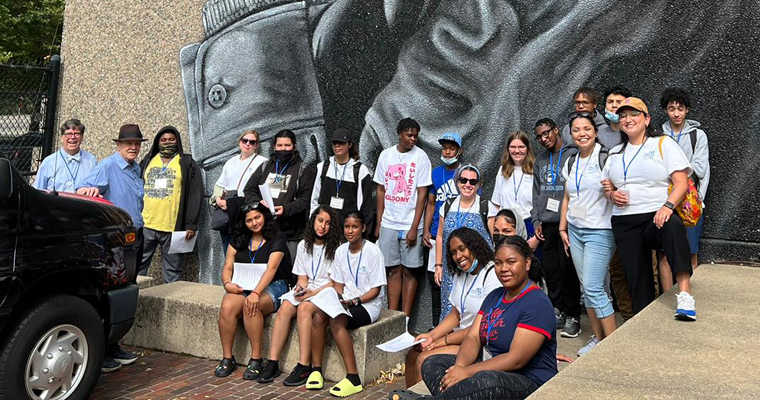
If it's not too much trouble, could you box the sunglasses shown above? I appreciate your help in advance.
[241,202,262,212]
[458,177,479,186]
[568,111,592,120]
[618,110,643,119]
[240,138,258,145]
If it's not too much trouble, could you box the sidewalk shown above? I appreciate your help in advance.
[91,346,404,400]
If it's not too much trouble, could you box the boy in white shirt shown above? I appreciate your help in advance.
[373,118,432,320]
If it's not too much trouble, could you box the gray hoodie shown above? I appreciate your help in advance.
[661,119,710,200]
[531,144,578,229]
[561,111,622,149]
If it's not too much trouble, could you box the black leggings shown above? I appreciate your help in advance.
[611,212,692,315]
[345,304,372,330]
[421,354,538,399]
[541,222,581,318]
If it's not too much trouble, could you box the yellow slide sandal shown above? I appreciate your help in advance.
[305,370,324,390]
[329,377,363,397]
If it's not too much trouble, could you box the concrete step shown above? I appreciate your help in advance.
[122,281,406,384]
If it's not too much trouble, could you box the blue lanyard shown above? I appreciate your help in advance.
[622,138,647,183]
[549,148,564,185]
[161,155,176,173]
[58,150,79,182]
[333,161,348,195]
[346,241,364,287]
[248,238,264,263]
[668,122,684,143]
[459,270,480,316]
[311,245,324,279]
[574,152,591,197]
[485,281,532,346]
[512,170,524,202]
[274,160,291,183]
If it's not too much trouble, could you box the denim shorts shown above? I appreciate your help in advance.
[242,279,289,312]
[685,215,704,254]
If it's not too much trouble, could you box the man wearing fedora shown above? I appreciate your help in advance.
[138,125,203,283]
[77,123,146,372]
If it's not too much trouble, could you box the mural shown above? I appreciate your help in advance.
[180,0,760,287]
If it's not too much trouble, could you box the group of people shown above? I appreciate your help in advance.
[33,83,709,399]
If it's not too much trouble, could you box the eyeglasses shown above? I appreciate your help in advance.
[240,138,258,145]
[535,128,554,140]
[508,145,527,151]
[63,132,83,137]
[458,177,479,186]
[618,110,643,119]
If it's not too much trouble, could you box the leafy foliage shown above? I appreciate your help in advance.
[0,0,65,64]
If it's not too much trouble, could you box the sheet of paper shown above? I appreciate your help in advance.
[258,184,277,215]
[231,263,268,291]
[307,287,351,318]
[376,332,428,353]
[168,231,198,254]
[279,290,301,306]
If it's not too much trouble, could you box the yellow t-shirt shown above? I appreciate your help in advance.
[142,155,182,232]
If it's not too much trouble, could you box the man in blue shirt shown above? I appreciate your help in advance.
[34,118,97,192]
[77,123,146,373]
[422,132,461,326]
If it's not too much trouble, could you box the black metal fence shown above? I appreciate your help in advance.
[0,55,60,179]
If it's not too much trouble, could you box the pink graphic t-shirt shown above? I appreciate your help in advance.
[373,145,432,230]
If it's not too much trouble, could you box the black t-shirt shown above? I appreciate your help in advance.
[233,232,292,284]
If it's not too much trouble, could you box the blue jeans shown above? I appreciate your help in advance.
[568,225,616,319]
[685,215,704,254]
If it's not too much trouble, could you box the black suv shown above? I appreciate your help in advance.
[0,155,139,399]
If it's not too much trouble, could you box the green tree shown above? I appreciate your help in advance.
[0,0,65,64]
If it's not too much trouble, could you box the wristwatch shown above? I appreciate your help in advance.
[663,201,675,210]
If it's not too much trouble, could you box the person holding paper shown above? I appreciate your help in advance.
[328,211,387,397]
[257,206,342,387]
[243,129,317,261]
[215,202,292,380]
[137,126,203,282]
[405,228,501,388]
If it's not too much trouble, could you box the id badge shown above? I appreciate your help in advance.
[546,198,560,213]
[330,196,344,210]
[482,347,493,361]
[397,230,407,240]
[569,204,587,219]
[154,179,168,189]
[270,187,282,198]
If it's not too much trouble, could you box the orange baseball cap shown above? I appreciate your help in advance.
[615,97,649,115]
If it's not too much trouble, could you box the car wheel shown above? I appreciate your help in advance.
[0,295,105,400]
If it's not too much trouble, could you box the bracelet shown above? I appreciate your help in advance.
[559,229,567,232]
[444,334,449,346]
[251,290,260,297]
[223,281,230,286]
[435,263,443,268]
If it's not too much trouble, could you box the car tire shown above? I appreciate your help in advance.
[0,295,105,400]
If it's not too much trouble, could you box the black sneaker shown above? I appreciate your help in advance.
[555,310,566,330]
[112,345,138,365]
[242,358,263,380]
[560,317,582,338]
[101,357,122,373]
[256,359,281,383]
[283,363,312,386]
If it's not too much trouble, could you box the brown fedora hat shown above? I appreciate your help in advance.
[113,124,148,142]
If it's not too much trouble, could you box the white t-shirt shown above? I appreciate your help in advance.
[438,195,498,220]
[491,166,533,221]
[373,146,432,230]
[448,261,502,331]
[215,153,268,194]
[561,144,612,229]
[291,241,334,290]
[332,241,387,323]
[602,136,692,216]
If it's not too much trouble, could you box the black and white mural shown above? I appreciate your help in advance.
[180,0,760,286]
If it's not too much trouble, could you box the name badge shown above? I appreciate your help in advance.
[482,347,493,361]
[270,187,281,198]
[66,181,73,187]
[569,204,587,219]
[546,198,560,213]
[154,178,168,189]
[330,196,344,210]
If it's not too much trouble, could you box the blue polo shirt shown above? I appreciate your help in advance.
[78,152,144,228]
[478,285,557,386]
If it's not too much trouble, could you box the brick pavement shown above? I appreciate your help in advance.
[91,347,404,400]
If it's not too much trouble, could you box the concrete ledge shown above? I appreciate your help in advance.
[122,281,406,383]
[136,275,157,290]
[530,264,760,399]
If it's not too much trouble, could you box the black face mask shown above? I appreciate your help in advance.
[492,234,508,245]
[272,150,293,163]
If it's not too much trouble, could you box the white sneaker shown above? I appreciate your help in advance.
[577,335,599,357]
[675,292,697,321]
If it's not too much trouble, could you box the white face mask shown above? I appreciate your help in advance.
[441,155,458,165]
[605,110,620,124]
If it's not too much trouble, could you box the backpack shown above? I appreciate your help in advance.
[566,146,610,173]
[320,158,362,189]
[658,136,702,227]
[442,197,490,231]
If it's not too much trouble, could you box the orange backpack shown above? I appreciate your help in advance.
[658,136,703,227]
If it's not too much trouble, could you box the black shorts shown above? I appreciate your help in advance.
[345,305,372,330]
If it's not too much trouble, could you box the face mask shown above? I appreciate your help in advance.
[159,143,178,157]
[463,259,479,274]
[605,110,620,124]
[492,234,508,245]
[440,155,458,165]
[272,150,293,162]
